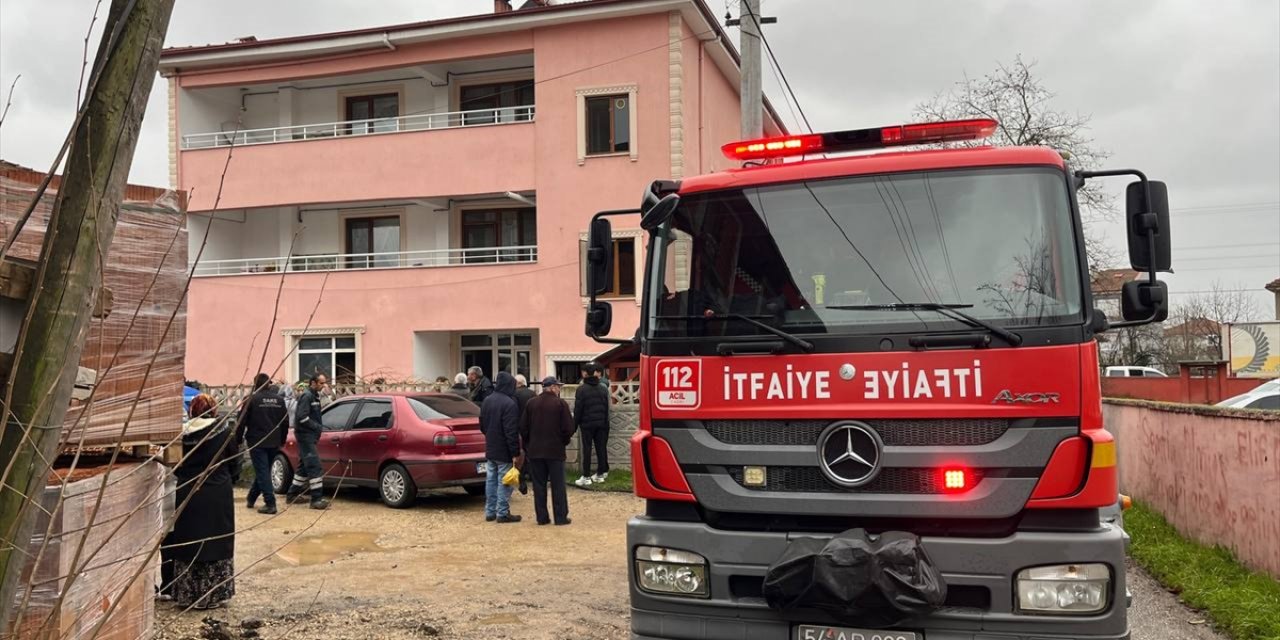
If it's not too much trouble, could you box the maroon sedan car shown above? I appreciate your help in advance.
[271,392,488,508]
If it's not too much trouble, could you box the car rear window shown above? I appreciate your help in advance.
[408,395,480,420]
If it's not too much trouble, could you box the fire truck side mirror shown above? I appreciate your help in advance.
[587,217,614,297]
[640,193,681,231]
[1120,280,1169,323]
[586,300,614,337]
[1124,180,1171,272]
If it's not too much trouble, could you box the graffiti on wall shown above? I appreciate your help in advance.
[1223,322,1280,379]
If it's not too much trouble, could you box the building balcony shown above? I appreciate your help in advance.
[179,118,537,212]
[175,54,538,211]
[179,105,534,150]
[192,245,537,277]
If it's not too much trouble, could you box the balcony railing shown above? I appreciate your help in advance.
[180,105,535,150]
[192,245,537,277]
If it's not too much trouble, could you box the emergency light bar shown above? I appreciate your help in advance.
[722,118,999,161]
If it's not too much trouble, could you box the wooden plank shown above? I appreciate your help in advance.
[0,258,113,317]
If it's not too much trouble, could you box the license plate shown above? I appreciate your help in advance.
[476,463,487,474]
[795,626,918,640]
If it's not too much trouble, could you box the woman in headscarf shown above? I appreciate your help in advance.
[161,393,240,609]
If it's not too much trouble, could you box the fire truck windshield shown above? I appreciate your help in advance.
[649,166,1085,340]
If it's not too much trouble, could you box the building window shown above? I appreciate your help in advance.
[579,237,637,298]
[460,80,535,125]
[585,94,630,155]
[298,336,357,384]
[461,332,534,380]
[461,208,536,263]
[555,362,584,384]
[345,93,399,134]
[344,216,401,269]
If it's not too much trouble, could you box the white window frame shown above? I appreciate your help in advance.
[576,84,639,165]
[579,227,644,307]
[459,331,538,379]
[282,327,364,383]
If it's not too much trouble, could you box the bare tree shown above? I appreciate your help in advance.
[914,55,1118,270]
[1157,282,1263,364]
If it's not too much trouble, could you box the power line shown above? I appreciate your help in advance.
[743,1,812,133]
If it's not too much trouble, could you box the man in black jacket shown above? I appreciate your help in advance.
[520,376,576,526]
[468,366,494,405]
[288,373,331,510]
[480,371,523,523]
[237,373,289,514]
[573,363,611,487]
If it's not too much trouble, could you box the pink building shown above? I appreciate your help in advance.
[162,0,782,386]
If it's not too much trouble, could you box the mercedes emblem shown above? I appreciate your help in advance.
[816,421,883,488]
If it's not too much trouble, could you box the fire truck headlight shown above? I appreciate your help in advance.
[1016,563,1110,615]
[636,546,709,598]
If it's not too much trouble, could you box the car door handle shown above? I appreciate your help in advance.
[377,435,389,442]
[329,437,340,444]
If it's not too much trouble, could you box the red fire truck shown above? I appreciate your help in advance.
[583,119,1170,640]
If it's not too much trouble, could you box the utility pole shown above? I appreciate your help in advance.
[0,0,175,628]
[727,0,775,139]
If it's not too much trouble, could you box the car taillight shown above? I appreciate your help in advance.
[434,432,457,447]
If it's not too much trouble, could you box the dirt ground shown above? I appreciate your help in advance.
[154,486,636,640]
[153,486,1227,640]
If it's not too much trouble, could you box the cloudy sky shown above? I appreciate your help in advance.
[1,0,1278,314]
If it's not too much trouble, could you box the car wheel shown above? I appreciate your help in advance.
[271,455,293,494]
[379,463,417,509]
[464,485,486,497]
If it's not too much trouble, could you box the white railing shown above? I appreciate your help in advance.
[192,245,537,277]
[180,105,536,150]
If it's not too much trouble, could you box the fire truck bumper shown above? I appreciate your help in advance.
[628,516,1130,640]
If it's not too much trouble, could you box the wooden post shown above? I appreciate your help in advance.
[0,0,175,628]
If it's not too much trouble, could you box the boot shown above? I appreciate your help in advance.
[310,497,331,510]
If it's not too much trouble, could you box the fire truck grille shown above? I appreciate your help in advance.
[728,466,986,494]
[704,419,1009,447]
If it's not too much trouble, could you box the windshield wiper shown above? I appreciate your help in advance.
[656,313,815,352]
[826,302,1024,347]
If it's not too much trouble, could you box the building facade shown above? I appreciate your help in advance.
[163,0,781,385]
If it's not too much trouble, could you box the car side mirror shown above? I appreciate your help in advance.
[586,300,614,337]
[1121,280,1168,323]
[586,217,614,296]
[1125,180,1171,272]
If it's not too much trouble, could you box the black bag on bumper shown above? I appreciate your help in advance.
[762,529,946,626]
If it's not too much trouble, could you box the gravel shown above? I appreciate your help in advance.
[153,487,1227,639]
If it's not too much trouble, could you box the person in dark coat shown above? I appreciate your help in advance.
[161,394,239,609]
[450,372,470,397]
[479,371,522,523]
[514,374,536,415]
[513,374,537,495]
[520,377,576,526]
[237,373,288,514]
[573,362,611,487]
[468,366,494,405]
[288,374,331,510]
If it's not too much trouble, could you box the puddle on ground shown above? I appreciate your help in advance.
[276,531,382,566]
[477,614,523,625]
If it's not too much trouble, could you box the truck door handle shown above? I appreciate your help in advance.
[329,437,340,444]
[377,435,389,442]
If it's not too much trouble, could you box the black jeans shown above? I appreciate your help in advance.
[580,427,610,477]
[528,458,569,524]
[247,447,278,508]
